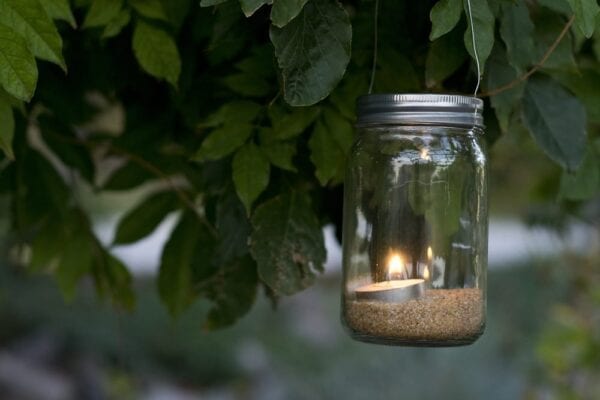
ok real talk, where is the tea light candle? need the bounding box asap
[355,252,425,302]
[355,279,425,302]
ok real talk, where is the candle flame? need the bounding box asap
[387,253,404,280]
[423,266,430,280]
[427,246,433,261]
[420,148,431,161]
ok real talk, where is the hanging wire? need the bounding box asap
[465,0,481,96]
[368,0,380,94]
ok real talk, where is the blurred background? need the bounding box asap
[0,121,599,400]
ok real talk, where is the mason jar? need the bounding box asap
[341,94,488,346]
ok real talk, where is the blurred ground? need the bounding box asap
[0,249,569,399]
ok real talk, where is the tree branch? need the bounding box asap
[103,145,219,238]
[42,129,218,237]
[479,15,575,98]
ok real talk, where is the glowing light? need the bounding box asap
[420,148,431,161]
[387,253,405,280]
[427,246,433,261]
[423,266,430,280]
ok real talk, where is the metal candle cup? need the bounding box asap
[355,279,425,302]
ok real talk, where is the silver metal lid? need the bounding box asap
[356,93,484,129]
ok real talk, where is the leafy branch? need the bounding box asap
[0,0,598,328]
[480,15,576,98]
[43,127,217,236]
[107,145,218,237]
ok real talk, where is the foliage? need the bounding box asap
[535,252,600,398]
[0,0,598,328]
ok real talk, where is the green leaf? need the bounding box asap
[223,73,271,97]
[41,0,76,28]
[374,48,420,92]
[221,41,274,91]
[323,107,353,155]
[261,141,297,172]
[232,143,270,214]
[566,0,600,38]
[56,219,94,300]
[102,162,155,191]
[270,0,352,106]
[594,16,600,59]
[159,212,216,316]
[522,76,586,171]
[309,107,352,185]
[553,67,600,124]
[499,1,535,71]
[250,191,326,295]
[194,123,254,162]
[158,215,195,315]
[214,188,252,264]
[463,0,495,73]
[0,96,15,159]
[0,0,66,69]
[199,100,262,128]
[239,0,269,17]
[329,73,368,120]
[15,151,69,228]
[39,116,96,182]
[559,147,600,200]
[269,106,320,141]
[426,26,467,88]
[106,255,136,309]
[102,9,131,38]
[202,255,258,330]
[207,2,247,64]
[132,20,181,86]
[113,191,178,245]
[30,218,64,272]
[534,11,576,71]
[200,0,229,5]
[92,249,136,310]
[235,45,275,79]
[129,0,169,21]
[221,46,274,94]
[486,44,523,132]
[0,22,38,101]
[84,0,124,28]
[0,87,24,111]
[270,0,309,27]
[572,21,591,51]
[538,0,572,15]
[429,0,462,40]
[309,118,344,186]
[159,0,192,30]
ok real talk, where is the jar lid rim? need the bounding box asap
[357,93,484,129]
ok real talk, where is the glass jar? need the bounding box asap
[341,94,488,346]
